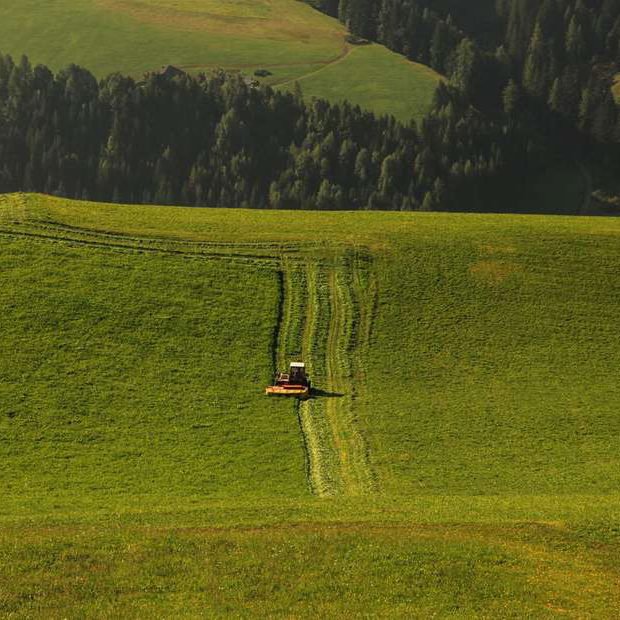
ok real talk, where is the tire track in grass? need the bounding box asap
[277,254,376,497]
[11,200,377,497]
[271,44,352,87]
[298,263,343,496]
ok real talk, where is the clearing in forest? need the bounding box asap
[0,0,440,121]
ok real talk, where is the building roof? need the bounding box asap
[158,65,186,79]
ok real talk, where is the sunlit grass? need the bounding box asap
[1,193,619,616]
[0,0,438,120]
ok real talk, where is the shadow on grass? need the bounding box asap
[310,388,344,398]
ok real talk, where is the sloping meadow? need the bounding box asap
[1,194,619,616]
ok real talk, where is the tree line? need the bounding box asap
[0,53,539,211]
[313,0,620,147]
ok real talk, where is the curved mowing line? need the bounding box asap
[298,264,343,496]
[25,220,305,251]
[324,265,375,495]
[0,224,283,267]
[277,255,376,497]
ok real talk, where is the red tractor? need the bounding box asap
[265,362,311,399]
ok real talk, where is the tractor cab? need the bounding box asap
[285,362,308,385]
[266,361,311,398]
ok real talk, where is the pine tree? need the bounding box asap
[592,92,618,143]
[523,23,551,99]
[502,79,522,119]
[565,14,586,62]
[420,190,435,211]
[450,39,479,99]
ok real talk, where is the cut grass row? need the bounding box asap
[298,263,340,495]
[275,253,376,497]
[324,262,376,495]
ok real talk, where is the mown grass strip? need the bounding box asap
[298,263,343,496]
[280,255,378,498]
[323,261,376,495]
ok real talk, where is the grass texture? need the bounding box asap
[1,193,619,616]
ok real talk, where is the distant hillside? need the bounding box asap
[0,0,439,121]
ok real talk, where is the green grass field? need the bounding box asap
[1,193,620,616]
[275,44,441,121]
[0,0,440,121]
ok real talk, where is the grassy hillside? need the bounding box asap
[1,193,619,616]
[0,0,440,121]
[276,44,440,121]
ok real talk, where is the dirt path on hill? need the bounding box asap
[273,45,353,87]
[177,46,350,72]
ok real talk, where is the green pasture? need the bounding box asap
[0,0,343,74]
[2,522,619,617]
[1,193,619,616]
[276,44,441,121]
[0,241,306,517]
[0,0,439,121]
